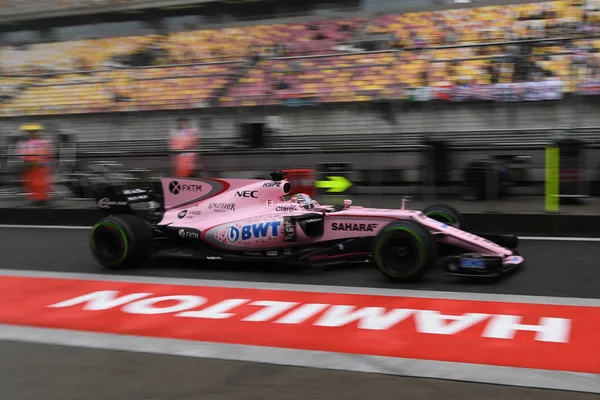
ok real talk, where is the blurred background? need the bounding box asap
[2,0,600,213]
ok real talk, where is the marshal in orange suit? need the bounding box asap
[19,124,53,205]
[169,117,199,178]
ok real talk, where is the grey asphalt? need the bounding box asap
[0,227,598,399]
[3,341,597,400]
[2,228,598,298]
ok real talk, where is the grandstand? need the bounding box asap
[2,0,600,144]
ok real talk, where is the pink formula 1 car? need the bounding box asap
[89,172,524,282]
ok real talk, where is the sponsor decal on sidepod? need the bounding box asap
[169,181,202,195]
[283,217,297,242]
[179,210,202,219]
[178,229,200,240]
[227,221,281,242]
[331,223,378,232]
[209,203,236,212]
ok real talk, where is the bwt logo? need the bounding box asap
[169,181,202,195]
[235,190,258,198]
[227,221,281,242]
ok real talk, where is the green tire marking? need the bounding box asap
[426,211,456,225]
[374,226,427,278]
[90,221,129,266]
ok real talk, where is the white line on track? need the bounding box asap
[0,324,597,393]
[1,268,599,307]
[520,236,600,242]
[2,224,600,242]
[0,224,91,230]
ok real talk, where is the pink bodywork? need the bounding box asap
[158,177,514,258]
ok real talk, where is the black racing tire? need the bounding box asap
[89,214,153,270]
[423,204,467,230]
[373,220,437,283]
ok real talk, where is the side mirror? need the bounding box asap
[344,199,352,208]
[401,196,411,210]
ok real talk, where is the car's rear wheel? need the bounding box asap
[423,204,467,230]
[373,220,437,282]
[89,214,153,270]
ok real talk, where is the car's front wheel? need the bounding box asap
[423,204,466,230]
[373,220,437,282]
[89,214,153,270]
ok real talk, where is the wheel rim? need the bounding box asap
[91,224,127,264]
[379,233,423,277]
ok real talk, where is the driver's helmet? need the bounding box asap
[290,193,315,210]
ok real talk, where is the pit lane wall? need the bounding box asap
[3,100,597,143]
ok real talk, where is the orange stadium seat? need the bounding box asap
[220,52,399,107]
[1,0,596,115]
[1,64,241,116]
[1,16,364,115]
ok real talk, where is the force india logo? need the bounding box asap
[47,290,572,343]
[331,223,379,232]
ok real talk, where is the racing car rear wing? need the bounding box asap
[93,184,161,216]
